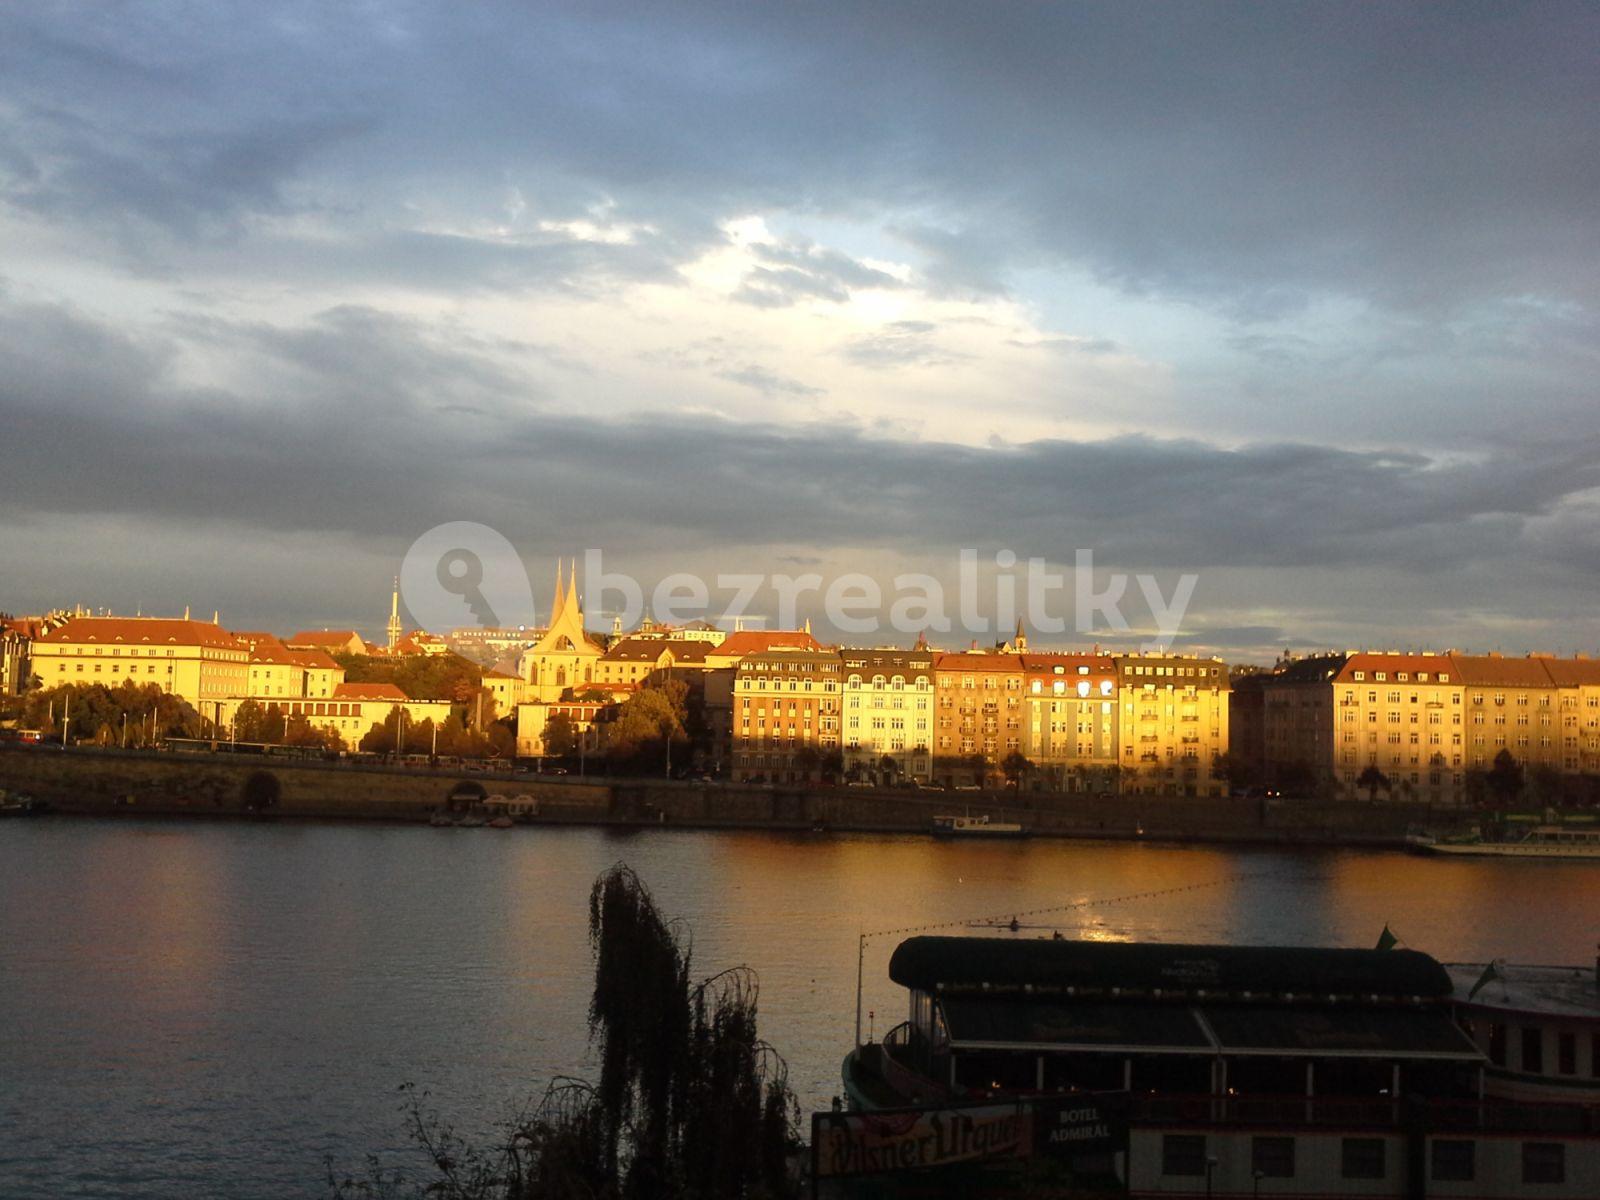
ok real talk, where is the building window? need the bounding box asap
[1431,1140,1474,1182]
[1341,1138,1385,1180]
[1522,1142,1564,1185]
[1252,1136,1294,1179]
[1522,1027,1544,1074]
[1161,1134,1206,1177]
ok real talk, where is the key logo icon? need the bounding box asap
[437,548,497,627]
[400,522,536,635]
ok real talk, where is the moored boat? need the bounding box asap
[826,935,1600,1198]
[1414,824,1600,859]
[931,813,1027,839]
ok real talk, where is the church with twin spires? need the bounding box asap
[517,559,603,703]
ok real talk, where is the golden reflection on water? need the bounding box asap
[3,821,1595,1199]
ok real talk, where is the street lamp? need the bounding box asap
[1205,1155,1218,1200]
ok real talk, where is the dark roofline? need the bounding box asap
[888,937,1452,1001]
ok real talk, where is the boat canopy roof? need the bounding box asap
[889,936,1453,1000]
[940,997,1480,1059]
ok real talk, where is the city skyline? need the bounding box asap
[3,3,1598,659]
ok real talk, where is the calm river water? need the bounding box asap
[0,818,1594,1198]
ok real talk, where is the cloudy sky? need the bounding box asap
[1,2,1596,658]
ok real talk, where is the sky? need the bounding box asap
[1,1,1597,660]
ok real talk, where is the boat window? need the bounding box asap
[1557,1032,1576,1076]
[1522,1143,1564,1185]
[1161,1134,1206,1177]
[1341,1138,1385,1180]
[1487,1022,1506,1067]
[1431,1140,1474,1182]
[1521,1027,1544,1074]
[1252,1136,1295,1179]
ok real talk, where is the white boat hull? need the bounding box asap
[1421,841,1600,859]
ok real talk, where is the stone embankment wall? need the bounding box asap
[0,747,1472,845]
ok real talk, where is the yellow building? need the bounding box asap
[840,647,936,781]
[1116,653,1230,797]
[481,668,524,721]
[1330,652,1462,804]
[1544,657,1600,775]
[701,629,823,768]
[730,648,842,782]
[514,698,607,758]
[1454,654,1561,775]
[30,616,250,723]
[1020,652,1119,790]
[1,618,35,695]
[287,647,343,699]
[242,641,307,701]
[933,652,1024,784]
[518,561,603,703]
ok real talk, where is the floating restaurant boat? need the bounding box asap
[930,813,1027,839]
[1410,825,1600,859]
[824,936,1600,1197]
[1447,957,1600,1105]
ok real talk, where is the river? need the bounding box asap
[0,818,1593,1198]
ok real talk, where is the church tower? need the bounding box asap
[386,577,402,652]
[520,558,603,702]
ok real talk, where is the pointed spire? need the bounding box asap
[552,559,567,620]
[386,575,403,651]
[184,605,191,621]
[212,610,219,626]
[570,558,581,618]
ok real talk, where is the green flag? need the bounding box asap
[1467,960,1502,1000]
[1375,924,1399,951]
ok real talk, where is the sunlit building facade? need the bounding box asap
[730,648,842,782]
[1019,652,1119,790]
[840,648,935,781]
[1116,653,1231,797]
[933,652,1025,784]
[30,617,250,725]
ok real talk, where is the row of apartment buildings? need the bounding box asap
[1233,651,1600,806]
[504,572,1231,792]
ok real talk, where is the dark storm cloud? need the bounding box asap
[3,295,1596,583]
[4,2,1596,312]
[1,2,1597,650]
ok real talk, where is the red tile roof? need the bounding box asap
[711,630,821,657]
[332,682,409,701]
[36,617,243,650]
[284,647,340,670]
[1332,653,1456,683]
[1448,654,1556,688]
[935,652,1024,672]
[249,644,306,667]
[1020,652,1116,678]
[1540,657,1600,686]
[289,630,363,648]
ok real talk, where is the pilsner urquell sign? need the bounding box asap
[815,1103,1031,1178]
